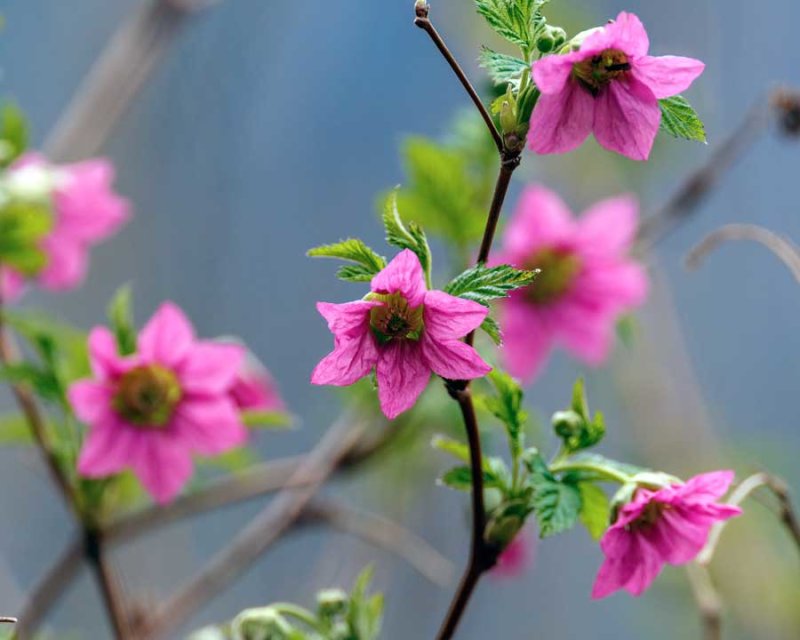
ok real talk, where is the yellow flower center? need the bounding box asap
[573,49,631,95]
[524,248,582,305]
[367,292,424,344]
[113,365,182,428]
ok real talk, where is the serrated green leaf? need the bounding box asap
[577,481,610,540]
[480,315,502,345]
[336,264,380,282]
[530,472,582,538]
[659,95,707,143]
[439,463,506,492]
[307,238,387,281]
[381,190,432,281]
[444,264,538,306]
[475,0,549,51]
[241,410,292,429]
[478,46,528,87]
[484,369,526,457]
[107,284,137,356]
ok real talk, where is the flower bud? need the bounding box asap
[317,589,348,619]
[536,26,567,53]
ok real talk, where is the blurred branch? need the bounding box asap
[638,86,800,249]
[44,0,219,162]
[298,498,456,587]
[141,417,371,638]
[686,563,722,640]
[685,223,800,283]
[698,472,800,567]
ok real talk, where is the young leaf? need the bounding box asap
[475,0,548,51]
[480,315,502,345]
[577,482,610,540]
[307,238,387,283]
[431,434,471,464]
[240,410,292,429]
[107,284,137,356]
[0,102,29,166]
[438,463,506,492]
[530,472,582,538]
[483,369,526,457]
[444,264,538,306]
[659,95,707,143]
[382,190,432,280]
[553,378,605,453]
[479,46,528,87]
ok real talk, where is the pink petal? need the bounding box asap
[230,368,285,411]
[421,334,491,381]
[87,326,129,379]
[502,185,576,259]
[592,76,661,161]
[376,341,430,419]
[574,261,649,311]
[130,434,193,505]
[528,82,594,156]
[588,11,650,58]
[317,300,379,338]
[37,235,88,291]
[370,249,427,307]
[575,195,639,256]
[68,380,113,424]
[622,536,663,596]
[0,269,25,303]
[312,302,379,386]
[172,397,248,455]
[178,341,244,394]
[499,297,554,382]
[138,302,196,368]
[532,52,580,94]
[555,301,615,366]
[422,290,488,340]
[680,470,736,501]
[592,528,641,599]
[634,55,705,99]
[77,418,137,477]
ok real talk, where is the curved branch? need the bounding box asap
[685,223,800,283]
[685,563,722,640]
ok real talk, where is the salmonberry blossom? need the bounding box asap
[311,249,491,419]
[493,185,647,382]
[230,358,285,412]
[0,153,129,301]
[529,11,705,160]
[491,531,534,579]
[69,303,247,504]
[593,471,742,598]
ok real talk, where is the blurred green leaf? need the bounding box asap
[107,284,137,356]
[241,410,292,429]
[483,369,527,458]
[308,239,387,283]
[0,101,29,167]
[577,481,610,540]
[0,414,33,445]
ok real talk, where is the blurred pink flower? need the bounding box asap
[311,249,491,419]
[1,153,129,301]
[529,11,704,160]
[491,531,535,579]
[230,363,285,412]
[494,185,647,382]
[592,471,741,598]
[69,303,247,504]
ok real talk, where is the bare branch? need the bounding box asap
[685,563,722,640]
[685,223,800,282]
[44,0,219,162]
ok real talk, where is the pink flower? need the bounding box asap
[311,249,491,419]
[494,185,647,382]
[1,153,129,302]
[69,303,247,504]
[230,361,285,412]
[529,11,705,160]
[491,531,535,579]
[592,471,742,599]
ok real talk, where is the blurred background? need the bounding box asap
[1,0,799,637]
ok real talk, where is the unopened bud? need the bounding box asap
[536,26,566,53]
[317,589,348,619]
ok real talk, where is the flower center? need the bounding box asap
[573,49,631,95]
[523,248,581,305]
[627,500,671,532]
[113,365,182,428]
[367,292,424,344]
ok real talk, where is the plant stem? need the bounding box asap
[548,460,630,485]
[84,530,131,639]
[413,3,503,153]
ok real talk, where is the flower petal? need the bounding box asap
[130,434,193,505]
[584,11,649,58]
[178,341,245,394]
[87,326,129,379]
[422,290,488,340]
[421,335,491,380]
[68,380,113,424]
[138,302,196,368]
[501,185,576,260]
[593,76,661,161]
[679,470,736,501]
[499,296,553,383]
[0,269,25,303]
[575,195,639,256]
[528,82,594,156]
[376,341,430,419]
[172,397,248,455]
[555,301,615,366]
[312,301,379,386]
[370,249,427,307]
[634,55,705,99]
[37,235,88,291]
[532,52,580,94]
[317,300,379,339]
[592,527,641,599]
[77,418,138,477]
[574,261,649,311]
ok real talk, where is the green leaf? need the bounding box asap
[0,102,29,166]
[348,566,383,640]
[431,434,471,464]
[475,0,549,51]
[438,464,506,492]
[241,410,292,429]
[478,46,528,87]
[577,482,610,540]
[307,238,387,283]
[0,414,34,445]
[616,314,636,348]
[567,452,650,479]
[659,95,707,143]
[0,362,61,402]
[480,315,502,345]
[483,369,526,457]
[553,378,605,454]
[530,471,582,538]
[444,264,538,306]
[0,200,53,275]
[381,190,432,281]
[107,284,137,356]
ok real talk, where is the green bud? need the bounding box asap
[536,26,567,53]
[552,409,583,436]
[485,513,524,548]
[317,589,348,619]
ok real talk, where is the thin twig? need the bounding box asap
[685,563,722,640]
[44,0,218,162]
[685,223,800,282]
[638,87,800,249]
[297,498,456,587]
[413,2,503,153]
[142,418,370,638]
[697,472,800,566]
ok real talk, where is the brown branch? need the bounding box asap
[685,223,800,282]
[685,563,722,640]
[141,417,370,638]
[638,87,800,249]
[297,498,456,587]
[413,2,503,153]
[44,0,219,162]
